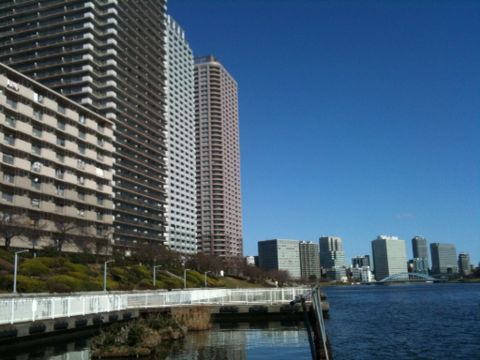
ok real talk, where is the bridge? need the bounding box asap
[378,272,438,283]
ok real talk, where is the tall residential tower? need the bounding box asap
[0,1,168,250]
[194,56,242,258]
[164,16,196,254]
[412,235,429,273]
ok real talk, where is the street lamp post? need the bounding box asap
[103,260,114,292]
[204,271,211,288]
[13,249,29,293]
[153,265,162,288]
[183,268,190,289]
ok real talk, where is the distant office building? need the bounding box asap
[326,267,347,282]
[258,239,301,279]
[412,236,429,272]
[0,64,114,251]
[299,241,321,280]
[195,56,243,258]
[352,255,370,268]
[430,243,458,275]
[458,253,471,276]
[371,235,407,281]
[164,16,196,254]
[351,266,374,283]
[319,236,346,268]
[412,258,429,274]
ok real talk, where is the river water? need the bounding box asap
[5,283,480,359]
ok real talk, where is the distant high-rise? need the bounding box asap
[258,239,301,279]
[299,241,321,280]
[0,1,167,250]
[430,243,458,275]
[412,236,429,271]
[164,16,196,254]
[458,253,471,276]
[194,56,242,258]
[319,236,345,268]
[371,235,407,281]
[352,255,371,268]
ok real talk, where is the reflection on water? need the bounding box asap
[5,322,310,360]
[162,322,310,360]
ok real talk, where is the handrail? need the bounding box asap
[0,287,308,325]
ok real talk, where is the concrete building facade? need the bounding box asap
[0,0,168,250]
[164,16,196,254]
[258,239,301,279]
[371,235,407,281]
[194,56,242,258]
[458,253,471,276]
[412,236,429,272]
[430,243,458,275]
[0,63,114,251]
[319,236,345,269]
[299,241,321,280]
[352,255,371,268]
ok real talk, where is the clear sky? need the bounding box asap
[168,0,480,265]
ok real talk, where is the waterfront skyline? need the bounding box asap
[170,0,480,264]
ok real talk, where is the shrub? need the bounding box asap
[15,275,47,293]
[127,323,144,347]
[19,259,50,276]
[47,275,84,292]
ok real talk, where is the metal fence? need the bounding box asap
[0,287,308,325]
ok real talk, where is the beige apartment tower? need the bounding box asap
[194,56,242,258]
[0,63,114,252]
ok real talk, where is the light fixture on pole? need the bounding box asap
[103,260,114,292]
[204,271,211,288]
[13,249,29,294]
[153,265,162,288]
[183,268,190,289]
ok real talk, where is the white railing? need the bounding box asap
[0,287,308,325]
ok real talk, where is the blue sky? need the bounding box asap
[169,0,480,265]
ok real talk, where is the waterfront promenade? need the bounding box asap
[0,287,308,326]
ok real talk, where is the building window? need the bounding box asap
[57,137,65,146]
[79,130,86,139]
[56,153,65,163]
[31,198,40,208]
[3,134,15,146]
[78,192,85,201]
[78,176,85,185]
[32,144,41,155]
[55,169,64,179]
[33,110,43,121]
[2,153,14,165]
[58,121,66,130]
[3,173,14,183]
[6,116,16,128]
[6,98,17,109]
[58,105,66,114]
[79,115,86,124]
[32,127,42,137]
[78,145,86,155]
[33,93,44,103]
[56,185,64,196]
[31,177,41,190]
[2,192,13,202]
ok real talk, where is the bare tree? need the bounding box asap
[0,211,28,250]
[23,215,48,257]
[54,220,80,254]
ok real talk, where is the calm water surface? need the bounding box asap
[325,282,480,360]
[6,283,480,359]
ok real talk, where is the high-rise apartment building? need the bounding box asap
[319,236,345,269]
[258,239,301,279]
[0,63,114,251]
[371,235,407,281]
[458,253,471,276]
[194,56,242,258]
[412,236,429,272]
[164,16,196,254]
[0,0,167,250]
[430,243,458,275]
[299,241,321,279]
